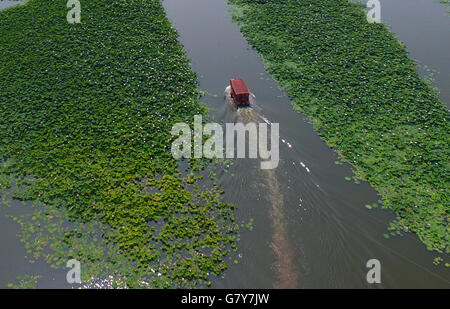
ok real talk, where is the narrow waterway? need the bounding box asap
[162,0,450,288]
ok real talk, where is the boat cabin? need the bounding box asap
[230,78,250,107]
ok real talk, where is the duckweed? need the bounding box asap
[229,0,449,254]
[0,0,239,287]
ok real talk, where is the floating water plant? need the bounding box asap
[0,0,239,287]
[229,0,449,255]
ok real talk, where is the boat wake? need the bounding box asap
[223,86,299,288]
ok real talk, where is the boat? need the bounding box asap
[229,78,250,107]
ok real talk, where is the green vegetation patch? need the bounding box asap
[0,0,239,287]
[229,0,449,254]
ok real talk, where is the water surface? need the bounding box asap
[0,1,24,10]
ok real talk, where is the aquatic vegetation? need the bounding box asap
[229,0,449,254]
[0,0,239,287]
[8,275,40,289]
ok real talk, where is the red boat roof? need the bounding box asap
[230,78,249,95]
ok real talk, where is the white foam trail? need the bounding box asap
[300,161,311,173]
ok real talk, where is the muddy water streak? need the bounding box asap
[263,169,298,288]
[225,87,298,287]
